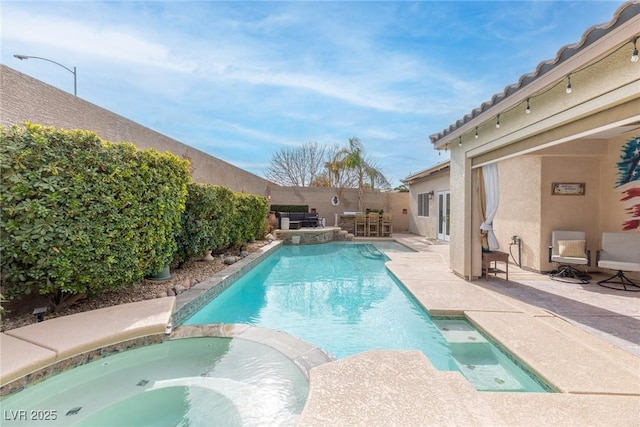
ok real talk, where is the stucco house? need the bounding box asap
[428,2,639,280]
[402,161,450,241]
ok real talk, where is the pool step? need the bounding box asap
[432,319,488,344]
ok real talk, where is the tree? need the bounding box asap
[328,138,390,212]
[322,144,358,189]
[265,142,326,186]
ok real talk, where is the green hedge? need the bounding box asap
[232,193,268,244]
[0,124,191,306]
[174,183,234,264]
[175,186,268,261]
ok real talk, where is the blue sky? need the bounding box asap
[0,1,625,186]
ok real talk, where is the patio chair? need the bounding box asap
[596,232,640,291]
[355,214,366,237]
[381,214,392,237]
[548,230,591,283]
[367,213,379,237]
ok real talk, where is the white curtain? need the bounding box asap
[480,163,500,250]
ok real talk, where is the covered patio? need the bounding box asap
[429,2,640,282]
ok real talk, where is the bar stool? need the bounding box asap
[354,214,367,237]
[367,213,379,237]
[381,214,392,237]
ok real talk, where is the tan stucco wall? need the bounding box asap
[539,155,602,271]
[479,133,638,277]
[406,169,449,238]
[449,149,467,277]
[492,156,543,270]
[268,186,409,232]
[0,65,270,195]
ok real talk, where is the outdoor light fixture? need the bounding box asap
[33,306,47,322]
[475,126,478,139]
[632,37,639,63]
[427,191,434,200]
[13,54,77,96]
[458,136,462,147]
[525,98,531,114]
[565,75,572,93]
[495,114,500,128]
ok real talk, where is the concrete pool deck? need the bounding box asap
[298,235,640,426]
[1,234,638,425]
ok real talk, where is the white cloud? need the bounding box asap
[3,8,196,73]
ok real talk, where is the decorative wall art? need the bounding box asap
[617,136,640,231]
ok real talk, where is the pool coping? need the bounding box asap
[1,297,175,397]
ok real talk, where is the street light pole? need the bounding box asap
[13,54,77,96]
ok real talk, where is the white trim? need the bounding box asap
[437,191,450,242]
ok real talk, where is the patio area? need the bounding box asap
[1,233,638,426]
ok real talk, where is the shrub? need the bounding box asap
[228,193,268,246]
[0,124,191,309]
[174,183,234,265]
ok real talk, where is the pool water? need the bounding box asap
[184,243,549,392]
[0,338,307,426]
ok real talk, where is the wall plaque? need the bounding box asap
[552,182,585,195]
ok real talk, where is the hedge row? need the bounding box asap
[0,124,191,306]
[0,124,267,308]
[173,184,269,265]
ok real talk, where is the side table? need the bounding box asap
[482,251,509,281]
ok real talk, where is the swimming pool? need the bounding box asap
[183,242,550,392]
[0,337,307,426]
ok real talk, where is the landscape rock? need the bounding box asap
[174,284,186,294]
[1,239,266,332]
[224,256,237,265]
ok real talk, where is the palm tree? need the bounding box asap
[329,138,390,212]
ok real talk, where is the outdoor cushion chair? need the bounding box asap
[596,232,640,291]
[548,230,591,283]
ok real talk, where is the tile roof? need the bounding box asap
[430,1,640,146]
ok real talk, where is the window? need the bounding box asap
[418,193,430,217]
